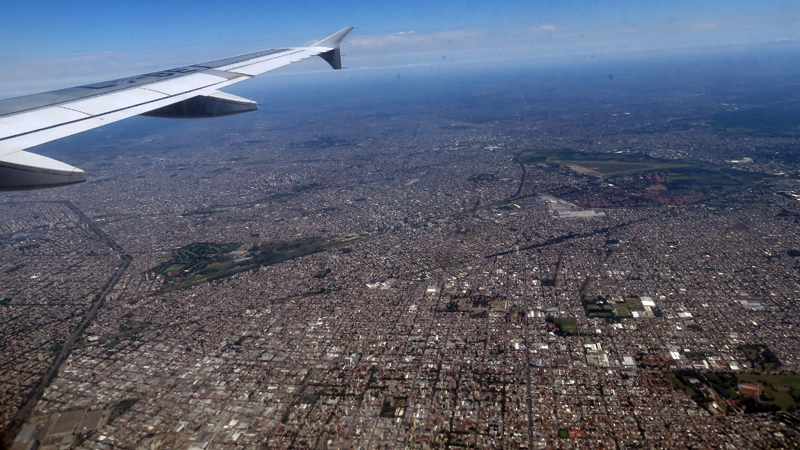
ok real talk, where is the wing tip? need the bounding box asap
[315,27,354,50]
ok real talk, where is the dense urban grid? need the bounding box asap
[3,56,800,449]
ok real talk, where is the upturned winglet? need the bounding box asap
[314,27,354,70]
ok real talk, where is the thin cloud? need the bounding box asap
[686,23,718,30]
[556,28,640,39]
[347,28,484,51]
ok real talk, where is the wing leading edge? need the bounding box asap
[0,27,353,191]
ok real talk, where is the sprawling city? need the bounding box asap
[3,49,800,449]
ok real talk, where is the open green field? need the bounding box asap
[611,166,775,193]
[516,149,777,193]
[666,373,696,397]
[151,243,240,275]
[668,370,800,412]
[553,318,578,335]
[440,119,496,129]
[565,160,683,177]
[710,100,800,138]
[516,149,691,176]
[582,295,633,319]
[154,235,368,293]
[737,374,800,411]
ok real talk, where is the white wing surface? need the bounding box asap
[0,27,353,191]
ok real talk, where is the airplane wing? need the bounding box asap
[0,27,353,191]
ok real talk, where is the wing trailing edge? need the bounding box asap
[141,91,258,118]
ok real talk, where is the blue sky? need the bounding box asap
[2,0,799,96]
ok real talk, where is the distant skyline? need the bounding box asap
[2,0,799,96]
